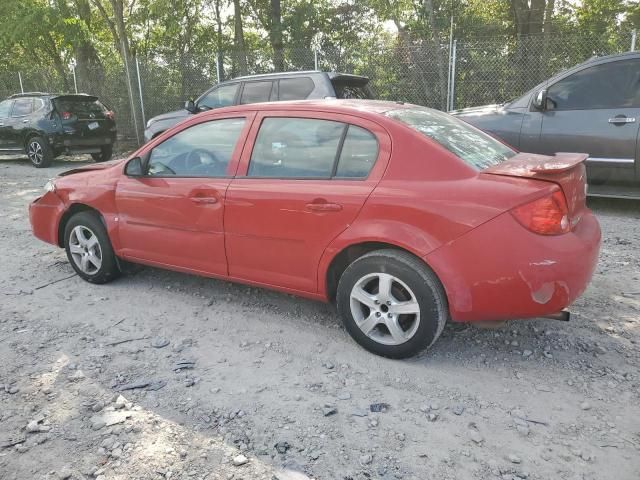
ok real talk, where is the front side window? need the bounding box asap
[11,98,33,117]
[240,81,273,104]
[278,77,315,101]
[147,118,246,177]
[248,118,345,178]
[547,59,640,110]
[387,107,516,170]
[0,100,12,118]
[198,84,239,110]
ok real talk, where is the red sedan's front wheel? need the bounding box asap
[337,249,448,359]
[64,212,120,284]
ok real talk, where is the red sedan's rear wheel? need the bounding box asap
[337,249,448,358]
[64,211,120,284]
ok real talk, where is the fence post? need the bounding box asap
[121,39,141,145]
[449,40,457,111]
[72,65,78,93]
[135,56,146,128]
[447,16,454,111]
[632,29,637,51]
[18,72,24,93]
[215,52,221,84]
[314,48,319,70]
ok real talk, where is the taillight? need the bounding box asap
[511,189,570,235]
[61,111,72,120]
[105,110,114,120]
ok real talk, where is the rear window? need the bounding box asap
[278,77,315,100]
[386,107,516,169]
[53,98,107,117]
[332,81,372,99]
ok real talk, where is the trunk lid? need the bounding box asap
[483,152,588,222]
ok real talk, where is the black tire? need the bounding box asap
[64,211,120,284]
[336,249,448,359]
[26,136,54,168]
[91,145,113,162]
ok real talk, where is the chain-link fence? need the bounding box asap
[1,30,635,148]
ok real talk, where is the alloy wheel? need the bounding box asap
[28,141,44,165]
[68,225,103,275]
[349,272,421,346]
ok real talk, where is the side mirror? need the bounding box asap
[125,157,144,177]
[532,89,548,110]
[184,99,197,113]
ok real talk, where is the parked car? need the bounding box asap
[143,71,373,142]
[0,92,116,168]
[453,52,640,186]
[30,100,600,358]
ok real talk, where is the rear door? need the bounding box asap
[224,111,390,293]
[536,58,640,180]
[6,98,33,148]
[0,99,15,149]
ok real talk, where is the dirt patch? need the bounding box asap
[1,158,639,480]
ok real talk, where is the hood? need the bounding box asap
[147,109,190,125]
[451,104,503,117]
[58,158,124,177]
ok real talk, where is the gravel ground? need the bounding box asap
[1,156,639,480]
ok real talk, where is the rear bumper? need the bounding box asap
[29,191,66,246]
[424,210,601,322]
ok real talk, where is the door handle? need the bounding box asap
[608,116,636,125]
[306,202,343,212]
[190,196,218,204]
[22,119,29,124]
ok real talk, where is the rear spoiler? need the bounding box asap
[51,94,99,102]
[327,73,370,85]
[484,152,588,177]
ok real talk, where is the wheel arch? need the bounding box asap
[323,240,445,304]
[57,203,107,247]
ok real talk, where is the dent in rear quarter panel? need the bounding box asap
[424,210,601,322]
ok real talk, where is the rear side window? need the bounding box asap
[198,84,239,109]
[0,100,12,118]
[54,98,107,117]
[240,81,273,104]
[335,126,378,178]
[249,118,344,178]
[278,77,315,100]
[11,98,33,116]
[547,59,640,110]
[387,107,516,170]
[332,82,372,99]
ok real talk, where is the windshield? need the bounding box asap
[386,107,516,169]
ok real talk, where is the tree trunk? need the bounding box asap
[214,0,225,81]
[423,0,448,110]
[233,0,248,76]
[270,0,284,71]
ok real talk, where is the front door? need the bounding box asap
[535,58,640,181]
[115,115,252,276]
[5,98,33,149]
[225,112,389,293]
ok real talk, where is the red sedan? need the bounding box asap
[29,100,601,358]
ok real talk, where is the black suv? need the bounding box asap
[0,92,117,168]
[144,71,373,142]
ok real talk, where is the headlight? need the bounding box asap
[44,180,56,193]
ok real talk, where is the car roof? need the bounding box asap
[580,51,640,66]
[200,99,414,118]
[227,70,369,82]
